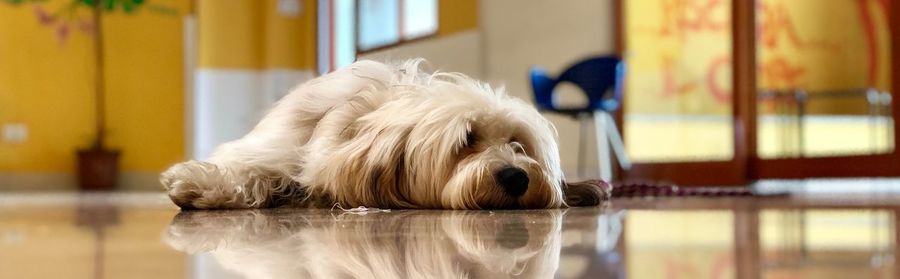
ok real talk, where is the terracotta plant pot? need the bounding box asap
[77,148,120,191]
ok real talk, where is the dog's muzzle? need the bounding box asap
[496,166,529,196]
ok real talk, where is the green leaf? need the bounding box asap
[122,0,133,12]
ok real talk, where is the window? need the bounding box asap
[317,0,438,74]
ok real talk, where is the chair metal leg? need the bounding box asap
[603,112,632,170]
[578,114,589,179]
[593,111,613,181]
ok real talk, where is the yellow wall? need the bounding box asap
[0,0,190,172]
[197,0,261,69]
[1,0,470,174]
[438,0,478,36]
[263,0,317,69]
[0,1,94,171]
[198,0,473,70]
[198,0,317,70]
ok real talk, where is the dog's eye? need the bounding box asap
[465,131,477,147]
[509,136,526,154]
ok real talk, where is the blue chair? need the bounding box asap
[530,56,631,181]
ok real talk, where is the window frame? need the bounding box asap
[353,0,439,55]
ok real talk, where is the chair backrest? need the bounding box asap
[529,67,557,110]
[530,56,624,112]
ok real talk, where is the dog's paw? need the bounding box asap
[564,179,612,207]
[160,161,248,210]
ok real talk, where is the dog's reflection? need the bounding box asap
[165,209,579,278]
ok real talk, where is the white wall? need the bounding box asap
[359,30,484,78]
[480,0,617,178]
[193,69,314,160]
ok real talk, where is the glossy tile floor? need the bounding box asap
[4,180,900,279]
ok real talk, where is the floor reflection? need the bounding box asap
[4,192,900,278]
[165,208,621,279]
[625,211,736,278]
[760,209,896,278]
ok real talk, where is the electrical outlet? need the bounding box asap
[2,123,28,144]
[278,0,302,17]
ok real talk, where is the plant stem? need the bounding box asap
[92,2,105,149]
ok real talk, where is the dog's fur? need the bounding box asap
[165,209,569,278]
[161,59,608,209]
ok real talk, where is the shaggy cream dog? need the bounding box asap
[165,209,568,278]
[161,59,608,209]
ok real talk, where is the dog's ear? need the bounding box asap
[349,126,415,208]
[563,180,611,207]
[367,146,411,207]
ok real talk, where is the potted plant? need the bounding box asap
[76,0,133,191]
[5,0,148,190]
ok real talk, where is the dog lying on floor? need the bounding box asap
[160,59,609,209]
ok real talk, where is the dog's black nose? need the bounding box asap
[496,166,529,196]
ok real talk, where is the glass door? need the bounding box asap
[754,0,900,178]
[621,0,750,185]
[620,0,900,184]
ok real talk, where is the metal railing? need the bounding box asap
[757,88,893,157]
